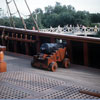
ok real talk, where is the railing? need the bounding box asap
[0,26,100,68]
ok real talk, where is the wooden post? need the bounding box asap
[83,42,88,66]
[50,37,55,43]
[1,28,6,46]
[66,40,73,63]
[13,34,18,52]
[14,41,17,52]
[7,33,9,51]
[79,90,100,98]
[25,43,29,55]
[0,46,7,72]
[36,36,40,53]
[25,34,29,55]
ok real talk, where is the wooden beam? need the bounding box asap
[25,43,29,55]
[66,40,73,63]
[14,41,17,53]
[36,36,40,53]
[83,42,88,66]
[80,90,100,98]
[50,37,55,43]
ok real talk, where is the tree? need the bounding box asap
[74,11,91,26]
[90,13,100,23]
[0,3,100,30]
[45,6,54,14]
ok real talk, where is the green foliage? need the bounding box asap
[0,2,100,29]
[90,23,99,27]
[90,13,100,23]
[13,17,23,28]
[0,17,10,26]
[74,11,91,26]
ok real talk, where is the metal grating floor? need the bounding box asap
[39,85,99,99]
[0,71,99,99]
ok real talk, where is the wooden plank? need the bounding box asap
[25,43,29,55]
[36,36,40,53]
[14,41,17,53]
[50,37,55,43]
[66,40,73,63]
[83,42,88,66]
[80,90,100,98]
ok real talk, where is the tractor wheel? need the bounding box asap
[48,62,58,72]
[63,58,70,68]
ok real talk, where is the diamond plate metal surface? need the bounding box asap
[0,71,99,99]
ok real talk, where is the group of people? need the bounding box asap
[63,24,98,32]
[33,24,99,33]
[49,24,99,33]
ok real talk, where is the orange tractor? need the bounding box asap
[31,43,70,72]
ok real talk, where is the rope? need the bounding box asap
[6,0,15,28]
[24,0,39,31]
[13,0,27,30]
[7,0,12,4]
[11,11,17,15]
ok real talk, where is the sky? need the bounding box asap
[0,0,100,17]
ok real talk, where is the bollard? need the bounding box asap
[0,46,7,72]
